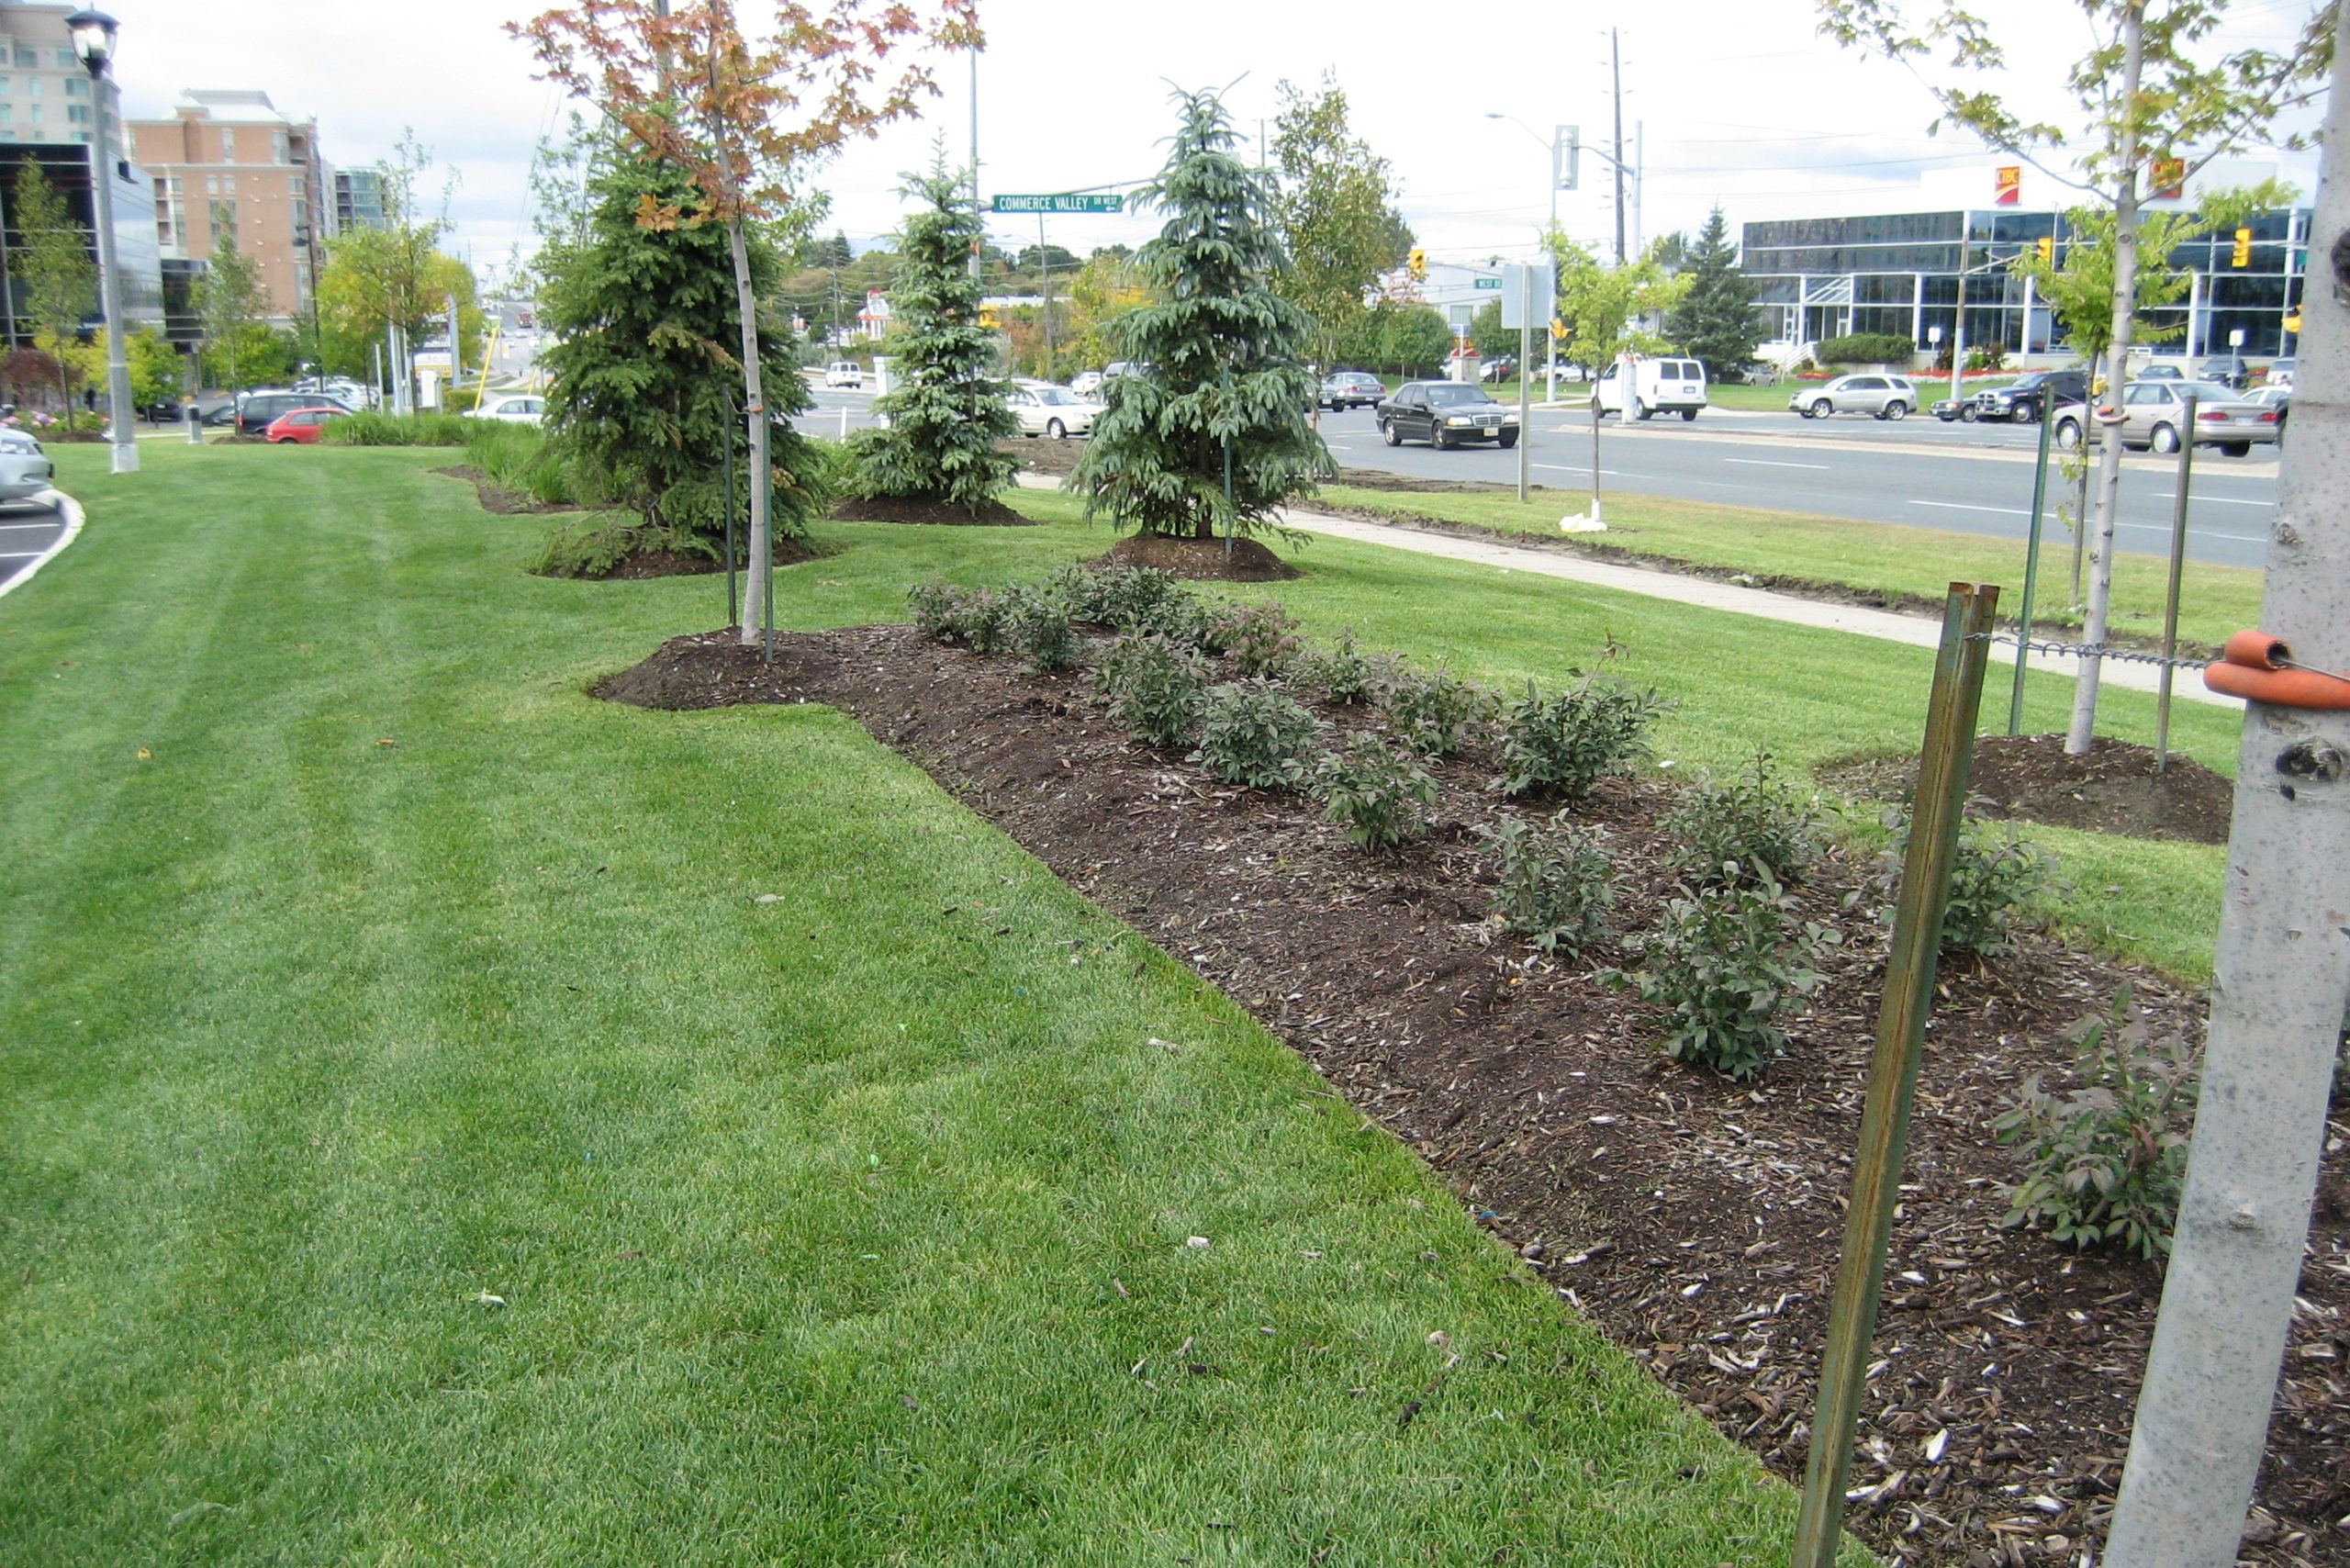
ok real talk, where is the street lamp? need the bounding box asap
[67,7,136,475]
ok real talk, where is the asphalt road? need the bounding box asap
[0,496,71,591]
[799,383,2279,571]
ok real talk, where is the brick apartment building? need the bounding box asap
[127,89,330,326]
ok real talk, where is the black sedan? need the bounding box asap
[1319,371,1385,411]
[1375,381,1520,449]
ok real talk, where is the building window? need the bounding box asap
[0,105,12,124]
[205,174,218,196]
[25,76,39,97]
[11,49,34,69]
[54,49,74,70]
[28,104,41,125]
[0,78,12,95]
[272,129,287,163]
[63,77,85,97]
[70,131,87,145]
[64,104,88,124]
[209,197,238,249]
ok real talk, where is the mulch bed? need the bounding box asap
[597,624,2350,1568]
[431,464,581,516]
[830,493,1036,526]
[1095,532,1302,582]
[1823,735,2238,846]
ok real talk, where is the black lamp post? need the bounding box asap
[67,8,136,474]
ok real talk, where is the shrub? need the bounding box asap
[1496,676,1667,800]
[1881,812,2058,957]
[1814,332,1917,368]
[1002,585,1080,673]
[1992,986,2198,1259]
[463,421,576,507]
[1601,876,1839,1081]
[1663,752,1824,888]
[1482,813,1616,958]
[1298,629,1382,705]
[1045,563,1199,637]
[1206,599,1304,678]
[531,516,711,577]
[1313,732,1438,850]
[902,580,1011,651]
[322,410,476,446]
[1189,680,1321,790]
[907,577,964,642]
[1095,635,1211,747]
[1377,664,1491,757]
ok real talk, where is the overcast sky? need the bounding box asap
[101,0,2327,281]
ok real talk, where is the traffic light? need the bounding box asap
[1407,247,1427,282]
[2035,235,2054,265]
[978,307,999,330]
[1550,318,1565,342]
[2284,308,2303,334]
[2232,228,2253,267]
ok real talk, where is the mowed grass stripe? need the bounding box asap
[2,444,1833,1564]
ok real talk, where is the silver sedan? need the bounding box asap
[0,426,55,501]
[2109,380,2279,456]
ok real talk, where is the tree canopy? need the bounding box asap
[1270,74,1413,368]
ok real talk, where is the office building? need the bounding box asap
[1737,161,2309,362]
[335,167,387,232]
[0,141,164,344]
[127,89,329,324]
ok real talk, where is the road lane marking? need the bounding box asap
[2116,522,2267,543]
[1534,464,1637,477]
[2150,492,2270,507]
[1722,458,1830,470]
[1908,499,2026,515]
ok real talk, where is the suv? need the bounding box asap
[1789,374,1918,420]
[1319,371,1384,410]
[236,389,353,436]
[1970,368,2088,423]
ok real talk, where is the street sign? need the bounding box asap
[1499,259,1556,330]
[1472,276,1502,290]
[990,193,1124,214]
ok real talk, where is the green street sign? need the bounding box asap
[1472,276,1502,290]
[990,193,1125,214]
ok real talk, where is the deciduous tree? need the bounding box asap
[1819,0,2335,752]
[195,235,271,397]
[1270,74,1413,368]
[9,157,94,417]
[512,0,979,644]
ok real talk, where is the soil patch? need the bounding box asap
[431,463,582,516]
[541,536,822,582]
[1820,734,2235,846]
[829,493,1035,526]
[1095,532,1302,582]
[998,436,1083,478]
[595,626,2349,1568]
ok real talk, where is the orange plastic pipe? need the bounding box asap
[2203,631,2350,710]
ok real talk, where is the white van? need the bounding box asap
[824,361,864,389]
[1592,355,1709,420]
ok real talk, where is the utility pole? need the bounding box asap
[1608,28,1628,267]
[1036,213,1054,382]
[967,47,981,280]
[2101,8,2350,1562]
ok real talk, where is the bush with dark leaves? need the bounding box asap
[1003,585,1080,673]
[1095,635,1211,747]
[1482,813,1616,957]
[1313,732,1438,850]
[1663,752,1824,888]
[1190,680,1321,790]
[1880,812,2058,957]
[1600,875,1838,1081]
[1496,676,1667,800]
[1206,599,1305,678]
[1376,664,1492,757]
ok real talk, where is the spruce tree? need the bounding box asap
[1665,208,1764,383]
[1070,89,1332,542]
[847,168,1017,516]
[536,132,818,551]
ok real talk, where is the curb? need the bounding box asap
[0,488,82,604]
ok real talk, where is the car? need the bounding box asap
[2135,361,2188,382]
[1005,384,1101,439]
[2242,384,2292,439]
[1374,380,1520,448]
[2197,353,2252,390]
[2262,357,2296,389]
[1594,356,1708,420]
[824,361,863,388]
[2100,379,2279,455]
[475,394,546,424]
[1102,361,1154,383]
[1318,372,1384,411]
[1478,356,1516,384]
[1969,368,2088,423]
[0,424,54,499]
[1788,374,1919,420]
[1069,369,1104,398]
[235,389,354,436]
[262,406,348,444]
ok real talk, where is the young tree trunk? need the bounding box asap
[726,212,769,644]
[2065,3,2146,755]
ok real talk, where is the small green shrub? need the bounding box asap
[1663,752,1824,888]
[1095,635,1211,747]
[1483,814,1616,958]
[1313,732,1438,850]
[1207,599,1304,678]
[1297,629,1382,705]
[907,578,964,642]
[1814,332,1916,368]
[1601,876,1839,1081]
[323,410,476,446]
[1881,812,2059,956]
[1496,676,1667,800]
[531,516,711,577]
[1190,680,1321,790]
[463,421,576,506]
[902,580,1010,650]
[1003,585,1080,673]
[1376,664,1491,757]
[1047,563,1197,635]
[1992,986,2198,1259]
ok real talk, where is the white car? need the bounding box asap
[825,361,864,389]
[1069,370,1104,397]
[0,425,53,500]
[476,395,545,424]
[1006,384,1102,439]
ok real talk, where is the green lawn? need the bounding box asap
[3,444,1850,1565]
[1313,482,2265,656]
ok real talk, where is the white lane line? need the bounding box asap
[0,549,43,559]
[1533,463,1638,477]
[1909,499,2027,516]
[1722,458,1830,470]
[2149,492,2271,507]
[0,489,81,602]
[2115,522,2268,544]
[0,521,60,531]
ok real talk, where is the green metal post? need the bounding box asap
[763,432,776,663]
[2154,394,2197,771]
[2007,401,2055,734]
[724,398,738,630]
[1790,581,2002,1568]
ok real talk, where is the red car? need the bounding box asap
[263,406,346,444]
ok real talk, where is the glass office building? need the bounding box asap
[1740,205,2311,360]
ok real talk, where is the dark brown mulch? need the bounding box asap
[594,622,2350,1568]
[997,436,1083,477]
[1820,734,2236,846]
[1096,532,1302,582]
[208,433,268,445]
[431,463,580,516]
[582,537,822,581]
[829,493,1035,526]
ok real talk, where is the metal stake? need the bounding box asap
[2154,393,2196,771]
[762,423,775,663]
[724,395,738,630]
[2007,398,2056,734]
[1790,581,2002,1568]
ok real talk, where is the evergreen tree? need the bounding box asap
[1071,89,1333,542]
[537,132,817,550]
[9,157,95,416]
[1663,208,1763,382]
[847,168,1017,515]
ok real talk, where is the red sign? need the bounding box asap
[2151,158,2186,199]
[1994,165,2022,206]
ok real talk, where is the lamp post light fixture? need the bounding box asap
[67,7,136,475]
